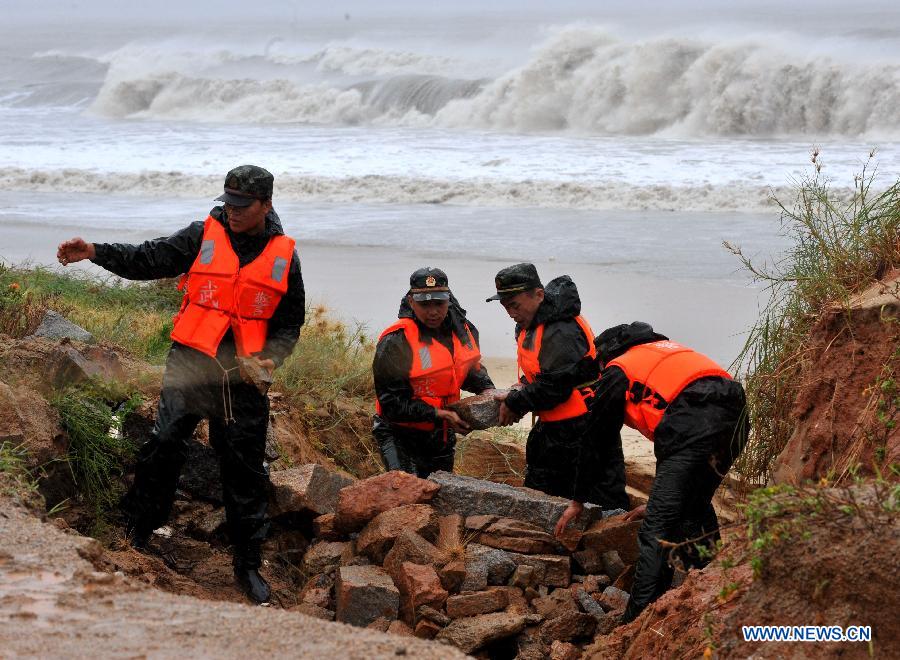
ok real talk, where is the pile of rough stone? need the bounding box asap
[269,466,642,658]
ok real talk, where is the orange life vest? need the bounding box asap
[171,216,295,359]
[608,340,731,441]
[517,315,597,422]
[375,318,483,432]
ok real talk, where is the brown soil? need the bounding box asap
[586,485,899,659]
[271,394,383,478]
[775,274,900,483]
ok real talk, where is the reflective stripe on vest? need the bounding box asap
[517,315,596,422]
[170,216,295,358]
[375,318,482,432]
[607,340,731,441]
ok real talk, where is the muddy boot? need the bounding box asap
[124,519,153,552]
[234,567,270,604]
[234,544,270,604]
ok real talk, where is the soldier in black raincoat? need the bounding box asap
[373,267,495,478]
[488,263,630,511]
[57,165,304,604]
[554,321,748,624]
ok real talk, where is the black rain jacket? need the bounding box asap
[573,321,741,501]
[373,294,495,424]
[504,276,598,417]
[91,206,305,366]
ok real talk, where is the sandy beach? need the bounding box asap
[3,216,760,367]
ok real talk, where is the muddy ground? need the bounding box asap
[0,490,466,659]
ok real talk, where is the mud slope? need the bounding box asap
[0,495,465,659]
[775,273,900,483]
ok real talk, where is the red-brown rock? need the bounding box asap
[580,515,641,564]
[312,513,341,540]
[414,619,442,639]
[439,560,467,594]
[446,588,509,619]
[383,530,443,581]
[541,611,597,643]
[531,589,579,620]
[302,541,349,576]
[291,603,335,621]
[612,564,635,593]
[453,431,526,486]
[436,513,464,552]
[467,516,561,555]
[335,470,440,532]
[357,504,438,564]
[598,586,630,612]
[494,586,530,614]
[395,562,448,625]
[299,573,334,610]
[550,640,582,660]
[387,620,415,637]
[435,612,529,654]
[506,553,571,587]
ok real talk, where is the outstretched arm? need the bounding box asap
[58,221,205,280]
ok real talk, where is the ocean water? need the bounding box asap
[2,1,899,361]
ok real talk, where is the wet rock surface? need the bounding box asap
[429,471,602,535]
[30,309,94,343]
[269,463,354,516]
[446,389,507,430]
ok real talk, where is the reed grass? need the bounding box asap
[729,152,900,484]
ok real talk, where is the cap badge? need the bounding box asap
[425,276,436,287]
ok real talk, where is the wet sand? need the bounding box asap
[3,222,759,366]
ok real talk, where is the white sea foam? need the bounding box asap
[0,165,805,212]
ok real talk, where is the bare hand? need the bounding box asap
[554,500,584,538]
[435,408,470,434]
[623,504,646,522]
[498,401,522,426]
[256,357,275,375]
[57,237,95,265]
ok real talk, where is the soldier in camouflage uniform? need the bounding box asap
[57,165,305,604]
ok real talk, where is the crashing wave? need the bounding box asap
[78,26,900,138]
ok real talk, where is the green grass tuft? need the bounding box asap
[275,304,375,402]
[51,383,141,527]
[0,264,182,363]
[0,440,37,497]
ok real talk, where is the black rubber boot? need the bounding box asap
[234,567,271,604]
[124,519,153,552]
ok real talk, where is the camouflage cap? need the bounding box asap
[215,165,274,207]
[486,263,543,302]
[409,266,451,302]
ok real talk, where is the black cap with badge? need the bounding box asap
[215,165,274,207]
[486,263,543,301]
[408,267,451,302]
